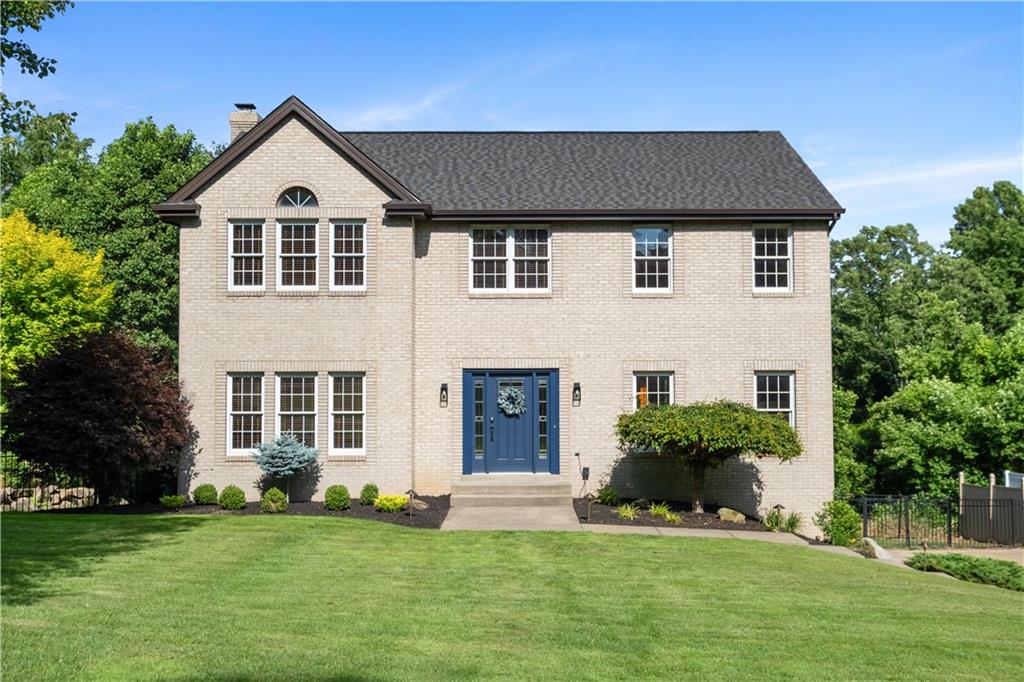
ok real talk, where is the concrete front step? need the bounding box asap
[451,475,572,508]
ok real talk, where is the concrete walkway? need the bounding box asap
[442,505,582,531]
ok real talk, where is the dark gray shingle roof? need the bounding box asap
[341,131,841,212]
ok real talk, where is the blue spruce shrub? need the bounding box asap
[252,434,319,479]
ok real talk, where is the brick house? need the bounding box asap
[155,96,843,518]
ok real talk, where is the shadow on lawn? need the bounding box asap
[1,514,210,607]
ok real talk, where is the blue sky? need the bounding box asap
[5,1,1021,243]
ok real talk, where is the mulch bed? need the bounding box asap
[574,498,767,531]
[46,495,451,529]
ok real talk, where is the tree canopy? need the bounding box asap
[616,401,802,513]
[831,181,1024,497]
[0,210,112,386]
[5,120,213,355]
[5,332,192,503]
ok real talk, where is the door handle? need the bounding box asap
[489,416,494,442]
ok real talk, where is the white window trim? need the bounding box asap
[276,220,320,291]
[226,373,264,457]
[227,221,266,292]
[329,372,366,457]
[754,371,795,426]
[275,373,318,447]
[631,226,673,293]
[632,372,675,411]
[467,226,552,293]
[329,220,367,292]
[751,225,793,293]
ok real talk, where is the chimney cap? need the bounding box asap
[234,102,257,111]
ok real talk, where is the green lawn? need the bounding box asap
[2,515,1022,681]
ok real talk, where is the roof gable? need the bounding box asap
[155,97,417,216]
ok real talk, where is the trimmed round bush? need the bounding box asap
[261,487,287,513]
[159,494,185,511]
[324,484,350,511]
[192,483,218,505]
[219,485,247,510]
[814,500,861,546]
[359,483,379,506]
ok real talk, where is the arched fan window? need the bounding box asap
[277,187,318,208]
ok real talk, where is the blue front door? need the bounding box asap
[462,370,559,474]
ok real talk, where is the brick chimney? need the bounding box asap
[229,103,260,142]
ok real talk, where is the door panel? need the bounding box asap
[462,370,559,475]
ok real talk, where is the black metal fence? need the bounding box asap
[0,452,98,511]
[852,496,1024,548]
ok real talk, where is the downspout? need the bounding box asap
[827,212,841,232]
[409,215,417,494]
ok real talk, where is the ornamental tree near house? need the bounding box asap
[616,400,802,513]
[252,435,319,501]
[4,332,192,503]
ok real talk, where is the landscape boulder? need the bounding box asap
[717,507,746,524]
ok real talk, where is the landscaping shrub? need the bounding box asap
[906,553,1024,592]
[814,500,861,546]
[649,501,670,518]
[324,484,351,511]
[159,494,185,511]
[359,483,379,506]
[192,483,218,505]
[252,434,318,499]
[763,508,803,533]
[616,503,638,520]
[219,485,246,510]
[664,511,681,524]
[261,487,287,513]
[596,486,619,506]
[373,494,408,513]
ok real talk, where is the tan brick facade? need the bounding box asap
[178,114,834,522]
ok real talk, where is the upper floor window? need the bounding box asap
[470,227,550,292]
[278,187,318,208]
[228,374,263,454]
[229,222,264,290]
[634,372,673,410]
[332,221,365,290]
[633,227,672,291]
[755,372,794,426]
[278,222,318,289]
[753,227,791,291]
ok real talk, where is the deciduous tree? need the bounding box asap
[5,332,193,503]
[616,401,802,513]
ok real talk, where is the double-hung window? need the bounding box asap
[229,222,264,290]
[331,374,365,455]
[634,373,673,410]
[755,372,794,425]
[228,374,263,454]
[752,227,792,291]
[470,227,550,292]
[331,221,365,290]
[278,222,318,289]
[277,374,317,447]
[633,227,672,291]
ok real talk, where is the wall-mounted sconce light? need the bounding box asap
[439,383,448,408]
[572,382,581,406]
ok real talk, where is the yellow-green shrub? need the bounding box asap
[373,494,408,513]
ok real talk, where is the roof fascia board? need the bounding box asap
[163,97,418,205]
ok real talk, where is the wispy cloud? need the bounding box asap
[827,154,1022,193]
[337,84,461,129]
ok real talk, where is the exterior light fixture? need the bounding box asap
[439,383,448,408]
[572,382,581,406]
